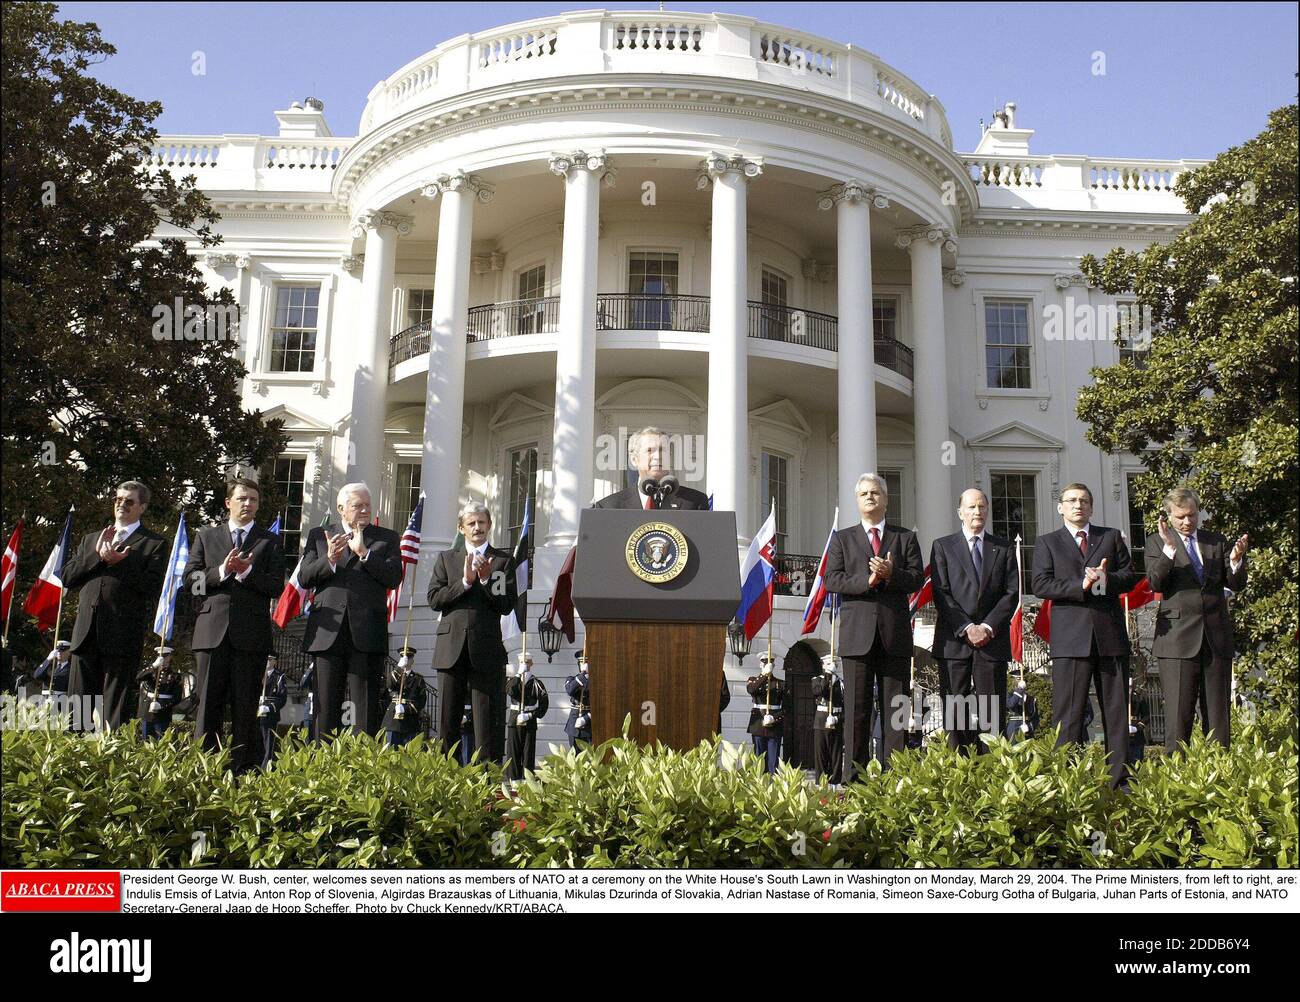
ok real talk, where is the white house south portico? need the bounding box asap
[154,9,1201,748]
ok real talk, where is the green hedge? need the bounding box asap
[2,716,1294,868]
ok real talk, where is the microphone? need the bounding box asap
[658,475,679,499]
[639,477,659,498]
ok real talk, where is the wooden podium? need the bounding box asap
[572,509,741,750]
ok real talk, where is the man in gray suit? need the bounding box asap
[428,502,517,764]
[1144,487,1248,752]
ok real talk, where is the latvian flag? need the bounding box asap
[273,514,329,628]
[1,519,22,630]
[801,508,839,635]
[908,564,934,621]
[737,500,777,641]
[23,508,74,632]
[387,496,424,623]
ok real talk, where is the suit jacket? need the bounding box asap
[299,524,403,654]
[184,523,285,653]
[929,531,1019,661]
[1144,530,1246,659]
[427,545,517,671]
[592,484,710,510]
[824,523,925,658]
[1030,524,1139,658]
[63,525,168,657]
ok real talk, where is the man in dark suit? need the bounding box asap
[1145,486,1248,752]
[184,478,285,773]
[1031,482,1140,789]
[824,472,924,778]
[930,488,1019,753]
[428,502,517,764]
[593,426,710,510]
[64,480,168,730]
[299,482,403,738]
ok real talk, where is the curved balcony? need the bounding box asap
[388,293,914,381]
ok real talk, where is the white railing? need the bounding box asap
[1088,160,1179,192]
[965,156,1049,189]
[147,136,355,193]
[150,139,223,169]
[357,11,949,147]
[962,153,1203,210]
[261,140,350,171]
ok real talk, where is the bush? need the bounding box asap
[2,722,1295,869]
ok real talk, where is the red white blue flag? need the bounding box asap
[737,500,777,641]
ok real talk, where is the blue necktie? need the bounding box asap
[971,536,983,579]
[233,528,245,552]
[1184,535,1204,584]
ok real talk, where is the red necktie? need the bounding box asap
[869,527,880,556]
[644,494,656,511]
[1077,530,1088,557]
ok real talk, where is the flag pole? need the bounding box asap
[1014,533,1026,690]
[400,493,425,652]
[50,507,75,650]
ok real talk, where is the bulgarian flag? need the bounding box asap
[273,514,329,628]
[23,508,75,633]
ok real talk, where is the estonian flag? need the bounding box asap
[502,498,531,640]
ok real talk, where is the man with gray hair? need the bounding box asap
[299,482,403,737]
[428,501,517,763]
[63,480,168,730]
[593,426,710,510]
[1145,486,1249,752]
[824,472,924,778]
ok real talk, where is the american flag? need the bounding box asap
[387,496,424,623]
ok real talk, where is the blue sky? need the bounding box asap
[56,2,1298,159]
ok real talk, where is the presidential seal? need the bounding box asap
[625,522,689,583]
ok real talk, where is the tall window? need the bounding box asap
[628,251,678,329]
[269,285,319,372]
[761,452,789,556]
[507,446,539,547]
[1116,300,1149,369]
[877,469,904,524]
[1126,473,1147,572]
[984,299,1032,389]
[272,456,307,558]
[873,297,899,340]
[760,268,789,340]
[406,289,434,329]
[991,472,1037,592]
[394,463,421,533]
[516,265,546,335]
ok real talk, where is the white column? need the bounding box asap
[819,181,886,526]
[347,210,410,492]
[900,224,956,547]
[700,152,762,544]
[543,150,613,570]
[417,172,492,555]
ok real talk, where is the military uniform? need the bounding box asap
[564,666,591,747]
[745,659,786,773]
[1005,684,1040,739]
[810,662,845,783]
[382,670,428,748]
[505,667,549,780]
[34,645,72,697]
[137,650,182,741]
[256,661,290,766]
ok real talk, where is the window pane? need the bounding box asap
[991,472,1038,592]
[273,456,307,558]
[270,284,320,372]
[1126,473,1147,572]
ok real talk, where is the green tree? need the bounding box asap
[1077,104,1298,720]
[1,3,286,659]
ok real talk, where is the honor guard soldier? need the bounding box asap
[811,654,845,783]
[505,652,549,780]
[299,659,317,737]
[137,647,181,741]
[34,641,73,699]
[564,650,591,747]
[1005,679,1040,739]
[458,701,476,765]
[383,645,427,748]
[256,654,290,767]
[745,652,786,773]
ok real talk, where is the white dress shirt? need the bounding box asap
[328,521,368,573]
[463,541,490,588]
[220,519,256,582]
[961,528,993,640]
[110,520,140,545]
[1162,530,1243,575]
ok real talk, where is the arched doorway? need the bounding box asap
[782,639,827,769]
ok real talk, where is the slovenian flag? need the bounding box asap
[23,508,74,633]
[801,508,839,635]
[737,500,777,641]
[502,498,531,640]
[152,514,190,641]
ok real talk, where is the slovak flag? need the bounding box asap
[801,508,839,635]
[387,496,424,623]
[1,519,22,629]
[23,508,74,632]
[737,500,777,641]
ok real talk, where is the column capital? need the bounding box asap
[817,179,888,211]
[420,171,495,203]
[895,224,956,253]
[548,150,617,186]
[350,210,414,239]
[695,152,763,189]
